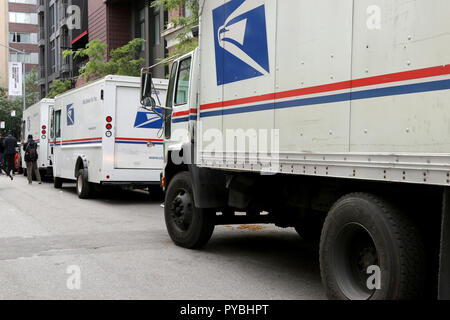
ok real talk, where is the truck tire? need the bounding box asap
[164,172,215,249]
[320,193,425,300]
[76,169,92,199]
[54,177,63,189]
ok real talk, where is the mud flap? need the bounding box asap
[439,188,450,300]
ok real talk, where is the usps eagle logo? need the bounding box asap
[134,107,163,129]
[67,104,75,126]
[213,0,270,85]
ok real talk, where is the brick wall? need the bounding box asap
[107,4,131,55]
[88,0,108,45]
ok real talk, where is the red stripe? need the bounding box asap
[71,30,88,45]
[63,137,102,143]
[200,65,450,111]
[116,137,163,142]
[173,108,198,118]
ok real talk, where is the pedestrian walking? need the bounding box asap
[3,132,18,180]
[23,135,42,185]
[0,135,5,175]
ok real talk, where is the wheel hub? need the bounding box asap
[171,190,193,231]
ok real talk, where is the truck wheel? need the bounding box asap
[54,177,63,189]
[76,169,92,199]
[320,193,425,300]
[164,172,215,249]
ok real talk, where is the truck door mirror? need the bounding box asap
[140,69,153,105]
[143,96,157,108]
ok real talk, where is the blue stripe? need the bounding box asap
[61,141,102,146]
[115,141,163,145]
[173,116,190,123]
[200,79,450,118]
[172,115,197,123]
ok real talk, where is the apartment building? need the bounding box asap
[161,3,193,57]
[37,0,88,98]
[5,0,39,89]
[88,0,166,79]
[38,0,166,98]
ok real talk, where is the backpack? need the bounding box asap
[25,141,38,162]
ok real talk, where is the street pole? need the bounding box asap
[0,42,27,111]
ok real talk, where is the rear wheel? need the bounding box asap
[76,169,93,199]
[320,193,425,300]
[164,172,215,249]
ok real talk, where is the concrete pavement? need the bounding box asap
[0,174,325,300]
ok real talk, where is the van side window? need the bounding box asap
[174,57,191,106]
[55,110,61,138]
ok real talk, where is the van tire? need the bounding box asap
[320,193,425,300]
[76,169,92,199]
[164,172,215,249]
[54,177,63,189]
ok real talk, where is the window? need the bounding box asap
[50,40,56,73]
[49,5,55,34]
[9,32,37,44]
[138,8,146,52]
[9,52,38,64]
[9,12,37,24]
[55,110,61,138]
[153,8,160,46]
[174,58,191,106]
[165,61,178,139]
[8,0,37,4]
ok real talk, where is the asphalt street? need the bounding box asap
[0,174,325,300]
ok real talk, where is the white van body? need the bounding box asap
[52,75,167,189]
[21,98,54,175]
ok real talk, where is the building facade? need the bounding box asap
[88,0,166,79]
[0,0,8,89]
[38,0,89,98]
[38,0,166,98]
[7,0,39,74]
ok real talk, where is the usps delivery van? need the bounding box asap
[52,75,168,199]
[21,98,54,177]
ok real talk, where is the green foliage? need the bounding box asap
[47,79,73,99]
[152,0,199,57]
[25,68,40,108]
[108,38,145,77]
[0,87,23,137]
[63,38,145,81]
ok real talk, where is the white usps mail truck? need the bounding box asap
[140,0,450,300]
[20,98,54,176]
[52,75,168,199]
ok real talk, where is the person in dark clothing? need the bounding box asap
[0,135,5,175]
[23,135,41,185]
[3,132,18,180]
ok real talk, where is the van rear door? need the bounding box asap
[114,85,165,169]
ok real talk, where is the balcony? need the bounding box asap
[61,58,70,74]
[38,0,44,13]
[38,67,46,85]
[59,5,68,28]
[38,28,46,46]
